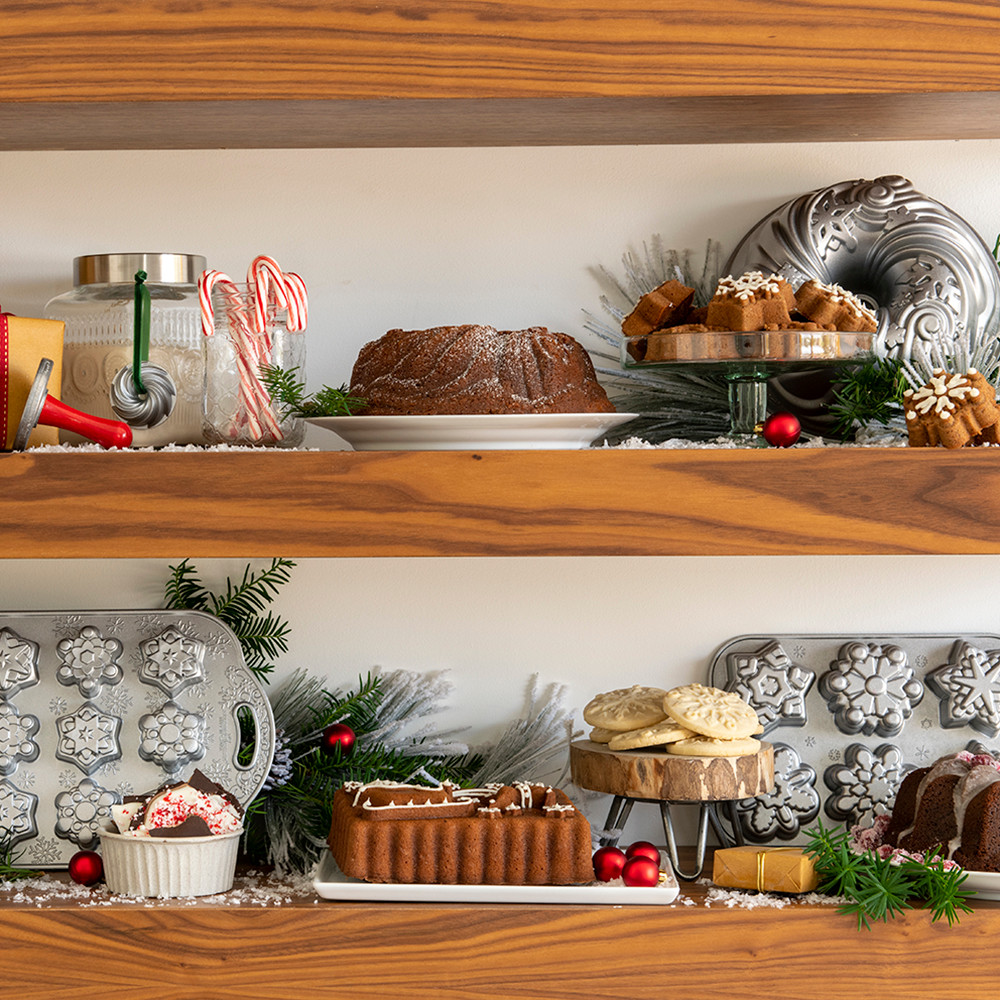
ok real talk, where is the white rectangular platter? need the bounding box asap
[314,850,679,904]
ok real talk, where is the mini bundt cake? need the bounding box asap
[349,325,615,415]
[328,780,595,884]
[882,750,1000,871]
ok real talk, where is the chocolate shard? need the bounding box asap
[150,815,214,838]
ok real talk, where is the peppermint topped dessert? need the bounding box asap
[111,769,244,838]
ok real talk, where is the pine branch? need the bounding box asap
[260,364,366,418]
[805,820,973,929]
[163,559,212,613]
[829,355,907,437]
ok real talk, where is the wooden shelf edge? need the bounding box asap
[4,91,1000,150]
[2,447,999,559]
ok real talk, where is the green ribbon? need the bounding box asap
[132,270,150,394]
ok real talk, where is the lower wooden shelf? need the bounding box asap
[3,447,1000,558]
[1,863,996,999]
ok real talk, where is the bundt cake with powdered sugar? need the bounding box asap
[348,325,615,415]
[882,750,1000,871]
[328,780,594,884]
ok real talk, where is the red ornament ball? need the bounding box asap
[321,722,356,758]
[592,845,627,881]
[625,841,661,864]
[621,855,661,887]
[68,849,103,886]
[761,411,801,448]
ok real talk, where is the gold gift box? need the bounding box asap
[712,845,819,894]
[2,314,64,450]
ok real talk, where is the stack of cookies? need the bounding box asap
[583,683,763,758]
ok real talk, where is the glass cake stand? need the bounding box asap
[621,329,874,438]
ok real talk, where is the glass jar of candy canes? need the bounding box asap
[45,253,207,447]
[200,262,307,447]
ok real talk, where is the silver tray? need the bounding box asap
[0,610,274,867]
[707,632,1000,845]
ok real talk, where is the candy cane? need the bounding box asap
[248,255,289,336]
[283,272,309,332]
[198,269,235,338]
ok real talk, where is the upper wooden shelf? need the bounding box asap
[4,0,1000,148]
[3,447,999,559]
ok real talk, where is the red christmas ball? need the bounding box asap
[592,845,627,881]
[761,411,801,448]
[321,722,356,758]
[625,841,660,864]
[68,849,103,886]
[621,855,660,887]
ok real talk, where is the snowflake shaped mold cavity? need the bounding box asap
[0,780,38,846]
[55,704,122,774]
[0,703,40,776]
[55,626,124,698]
[0,628,40,698]
[926,640,1000,738]
[53,778,119,847]
[819,641,924,737]
[824,742,912,827]
[138,626,207,696]
[724,640,815,734]
[138,700,206,772]
[733,743,820,841]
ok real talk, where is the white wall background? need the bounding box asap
[2,141,999,843]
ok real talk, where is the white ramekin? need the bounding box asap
[99,824,242,898]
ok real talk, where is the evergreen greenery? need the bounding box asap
[805,820,973,929]
[829,355,907,437]
[259,364,366,418]
[164,558,294,681]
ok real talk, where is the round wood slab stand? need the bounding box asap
[570,739,775,880]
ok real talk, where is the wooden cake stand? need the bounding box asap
[570,739,775,879]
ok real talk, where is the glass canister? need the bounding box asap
[202,283,306,447]
[45,253,207,447]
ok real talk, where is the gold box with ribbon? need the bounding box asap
[1,312,64,450]
[712,845,819,894]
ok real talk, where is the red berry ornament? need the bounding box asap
[621,855,661,887]
[321,722,356,758]
[68,849,103,886]
[761,411,801,448]
[592,845,627,881]
[625,841,661,864]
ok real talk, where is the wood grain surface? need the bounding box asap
[2,448,1000,559]
[3,1,1000,147]
[4,0,1000,102]
[1,869,998,999]
[570,740,774,801]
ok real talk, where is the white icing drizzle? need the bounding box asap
[715,271,784,302]
[805,279,877,321]
[342,780,576,817]
[900,752,1000,858]
[904,369,980,421]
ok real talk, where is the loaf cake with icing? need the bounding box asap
[882,750,1000,871]
[348,325,615,415]
[328,780,594,884]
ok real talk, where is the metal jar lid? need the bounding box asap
[73,253,206,286]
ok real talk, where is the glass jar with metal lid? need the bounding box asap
[45,252,207,447]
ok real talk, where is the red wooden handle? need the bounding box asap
[37,396,132,449]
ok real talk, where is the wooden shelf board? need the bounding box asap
[2,448,998,559]
[1,866,996,999]
[4,1,1000,148]
[5,91,1000,149]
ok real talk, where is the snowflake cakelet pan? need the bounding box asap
[707,633,1000,846]
[0,611,275,867]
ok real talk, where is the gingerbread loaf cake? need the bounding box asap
[328,780,594,884]
[348,324,615,415]
[882,750,1000,871]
